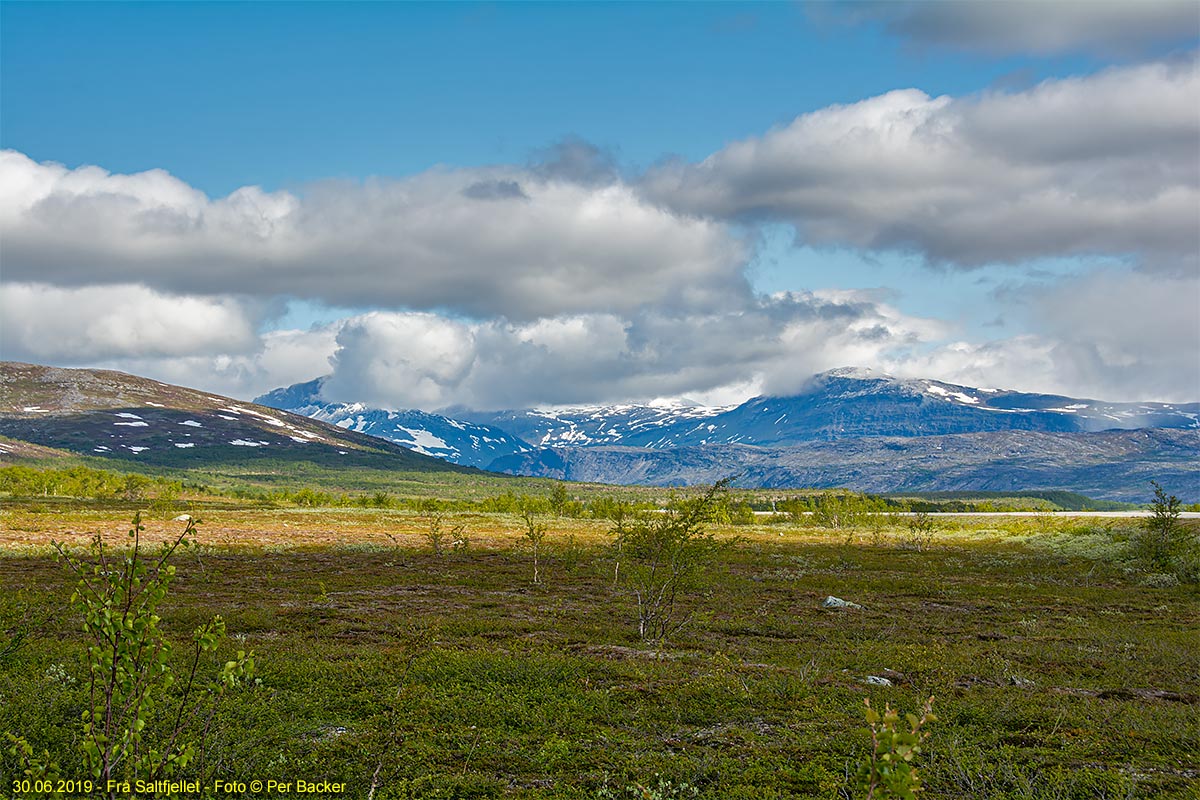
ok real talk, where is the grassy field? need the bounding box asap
[1,505,1197,799]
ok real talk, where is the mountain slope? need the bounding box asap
[487,429,1200,502]
[0,362,472,474]
[467,368,1199,448]
[256,379,531,468]
[262,368,1199,458]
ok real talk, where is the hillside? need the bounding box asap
[257,368,1199,498]
[0,362,475,479]
[487,428,1200,502]
[256,378,532,467]
[461,368,1199,448]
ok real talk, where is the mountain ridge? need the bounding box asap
[257,368,1199,458]
[0,361,474,475]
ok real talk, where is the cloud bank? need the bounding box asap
[821,0,1200,57]
[2,56,1197,407]
[643,58,1199,272]
[0,150,747,321]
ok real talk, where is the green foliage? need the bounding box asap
[611,480,729,641]
[0,589,56,666]
[813,493,886,529]
[597,773,700,799]
[1132,482,1195,577]
[549,483,570,516]
[711,497,757,526]
[520,507,548,584]
[5,731,61,785]
[589,495,637,521]
[421,512,469,558]
[0,465,182,502]
[4,497,1199,798]
[41,513,253,790]
[904,512,936,551]
[855,697,936,800]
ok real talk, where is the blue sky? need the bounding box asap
[3,2,1100,195]
[2,1,1197,407]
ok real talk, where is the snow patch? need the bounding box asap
[395,427,454,455]
[114,421,149,427]
[229,439,268,447]
[179,420,203,427]
[174,443,195,448]
[114,413,144,419]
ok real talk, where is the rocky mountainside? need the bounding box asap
[465,367,1198,448]
[256,379,531,468]
[253,367,1199,498]
[487,429,1200,502]
[0,362,471,474]
[260,367,1199,458]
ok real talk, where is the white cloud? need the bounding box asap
[882,270,1200,402]
[643,58,1199,272]
[0,149,749,320]
[0,282,340,399]
[823,0,1200,57]
[2,55,1196,408]
[313,292,948,410]
[0,283,259,361]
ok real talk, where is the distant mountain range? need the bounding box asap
[1,362,1194,502]
[255,368,1200,501]
[255,379,531,466]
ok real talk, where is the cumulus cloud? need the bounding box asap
[0,148,749,320]
[2,55,1196,408]
[643,58,1200,272]
[0,283,260,361]
[882,270,1200,403]
[820,0,1200,57]
[312,292,946,410]
[0,282,340,399]
[1022,270,1200,401]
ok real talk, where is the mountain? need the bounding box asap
[0,362,472,475]
[261,367,1199,456]
[486,429,1200,502]
[450,398,736,449]
[466,367,1199,448]
[256,379,532,469]
[252,367,1200,499]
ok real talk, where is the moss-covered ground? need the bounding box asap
[1,508,1197,799]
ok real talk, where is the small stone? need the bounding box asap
[822,596,864,610]
[865,675,893,686]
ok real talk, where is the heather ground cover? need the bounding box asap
[2,504,1197,799]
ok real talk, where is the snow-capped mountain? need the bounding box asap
[459,368,1198,450]
[255,379,531,468]
[450,398,737,449]
[256,369,1199,479]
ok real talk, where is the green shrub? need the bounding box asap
[611,480,729,642]
[1132,482,1197,580]
[855,697,935,800]
[7,514,253,795]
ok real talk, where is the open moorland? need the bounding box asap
[2,491,1198,800]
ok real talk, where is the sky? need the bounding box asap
[1,0,1198,410]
